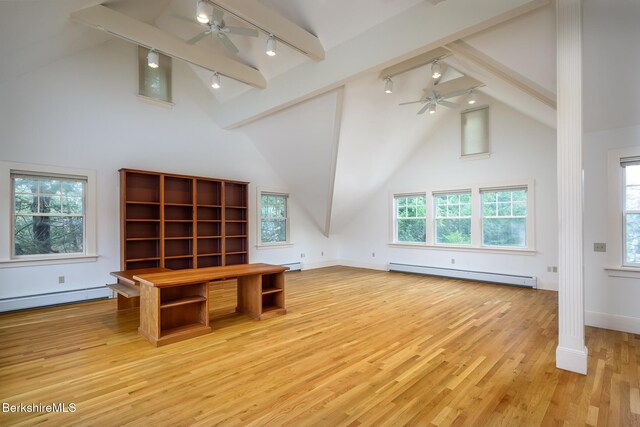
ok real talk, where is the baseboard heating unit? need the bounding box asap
[282,262,302,272]
[388,263,537,289]
[0,287,112,313]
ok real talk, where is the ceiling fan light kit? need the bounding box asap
[196,0,211,24]
[266,35,276,56]
[428,104,436,114]
[147,49,159,68]
[384,77,393,94]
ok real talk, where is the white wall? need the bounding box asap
[336,94,559,290]
[0,39,333,300]
[583,126,640,331]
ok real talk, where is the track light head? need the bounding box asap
[211,72,221,89]
[428,103,436,114]
[266,35,276,56]
[431,60,442,79]
[467,89,477,105]
[147,49,159,68]
[197,0,211,23]
[384,77,393,94]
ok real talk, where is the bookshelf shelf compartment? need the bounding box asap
[120,169,248,270]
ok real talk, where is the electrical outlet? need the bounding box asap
[594,242,606,252]
[552,266,558,273]
[58,276,65,284]
[300,253,306,258]
[372,252,376,257]
[451,258,455,264]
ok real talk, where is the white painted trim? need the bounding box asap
[0,287,112,313]
[604,267,640,279]
[388,263,537,288]
[136,94,174,109]
[0,161,98,265]
[0,255,98,269]
[586,311,640,334]
[388,243,536,255]
[256,187,291,246]
[556,345,588,375]
[255,243,294,250]
[338,259,388,271]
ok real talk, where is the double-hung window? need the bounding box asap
[623,158,640,266]
[481,187,528,248]
[259,192,289,245]
[434,192,472,245]
[394,194,426,243]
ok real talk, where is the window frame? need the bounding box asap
[137,46,173,107]
[0,161,98,268]
[256,188,292,248]
[480,186,529,249]
[389,180,535,253]
[461,105,490,158]
[622,160,640,267]
[433,190,472,246]
[606,147,640,277]
[392,192,428,245]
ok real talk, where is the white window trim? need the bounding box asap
[433,190,472,246]
[606,146,640,278]
[390,191,428,245]
[256,187,292,248]
[0,161,98,268]
[389,179,535,253]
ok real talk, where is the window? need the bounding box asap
[434,192,471,245]
[259,192,289,245]
[0,161,97,267]
[461,106,490,157]
[394,194,426,243]
[623,159,640,266]
[12,174,86,256]
[138,46,172,104]
[481,187,527,248]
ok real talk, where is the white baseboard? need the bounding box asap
[536,279,558,291]
[0,287,112,312]
[586,311,640,334]
[556,345,588,375]
[338,259,388,271]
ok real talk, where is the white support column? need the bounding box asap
[555,0,587,375]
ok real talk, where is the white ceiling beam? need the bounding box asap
[208,0,325,61]
[435,75,483,95]
[378,48,451,79]
[71,5,266,89]
[445,40,556,109]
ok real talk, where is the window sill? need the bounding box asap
[388,243,536,255]
[137,94,174,109]
[605,267,640,279]
[0,255,99,269]
[255,243,294,250]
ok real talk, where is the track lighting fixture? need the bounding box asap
[467,90,477,105]
[147,49,159,68]
[431,60,442,79]
[384,77,393,94]
[428,103,436,114]
[266,35,276,56]
[197,0,211,24]
[211,72,221,89]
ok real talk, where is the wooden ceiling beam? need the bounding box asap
[71,5,267,89]
[209,0,325,61]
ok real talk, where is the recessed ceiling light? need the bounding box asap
[384,77,393,94]
[147,50,159,68]
[266,35,276,56]
[211,72,221,89]
[431,60,442,79]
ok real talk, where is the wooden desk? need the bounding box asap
[108,268,171,311]
[133,263,289,346]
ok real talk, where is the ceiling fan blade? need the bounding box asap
[186,31,209,44]
[224,26,259,37]
[417,103,431,115]
[439,100,460,109]
[211,7,224,23]
[399,100,426,106]
[218,33,240,54]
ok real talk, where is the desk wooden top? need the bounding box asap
[133,263,289,288]
[110,268,172,286]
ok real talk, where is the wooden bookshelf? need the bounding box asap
[120,169,249,270]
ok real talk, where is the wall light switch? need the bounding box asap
[594,243,606,252]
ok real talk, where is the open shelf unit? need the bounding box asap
[120,169,249,270]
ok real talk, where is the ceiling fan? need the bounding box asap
[186,8,259,54]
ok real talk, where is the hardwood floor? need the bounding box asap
[0,267,638,426]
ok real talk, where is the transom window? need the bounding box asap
[259,192,289,245]
[12,174,86,256]
[394,194,426,243]
[623,160,640,266]
[435,192,472,245]
[481,188,527,248]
